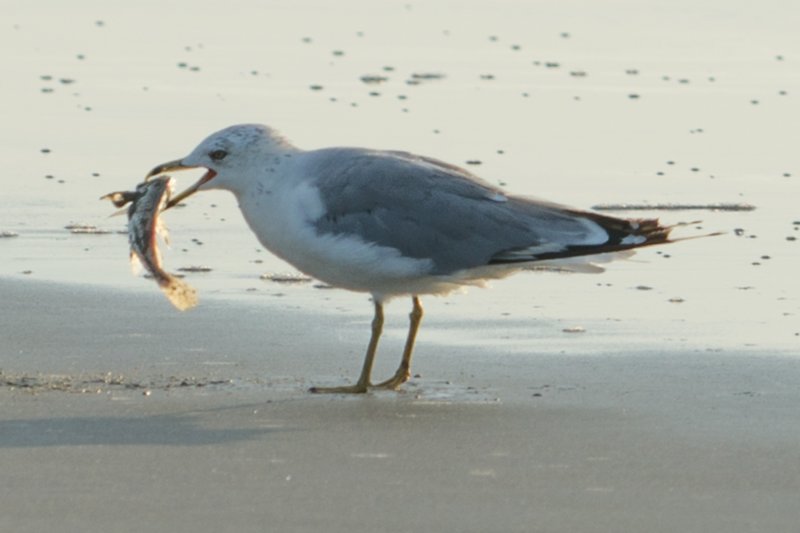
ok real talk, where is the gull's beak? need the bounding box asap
[146,159,217,209]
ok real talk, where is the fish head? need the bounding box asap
[146,124,295,209]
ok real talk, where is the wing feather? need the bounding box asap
[307,148,673,275]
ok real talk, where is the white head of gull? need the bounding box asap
[147,123,687,393]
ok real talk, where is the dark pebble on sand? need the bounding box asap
[177,266,213,273]
[411,72,446,81]
[360,75,389,84]
[68,225,110,234]
[260,273,312,283]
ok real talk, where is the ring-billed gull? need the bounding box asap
[147,124,693,394]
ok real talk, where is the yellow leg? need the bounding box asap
[310,300,384,394]
[374,296,423,390]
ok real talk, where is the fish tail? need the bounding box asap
[157,274,199,311]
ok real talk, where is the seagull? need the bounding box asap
[147,124,694,394]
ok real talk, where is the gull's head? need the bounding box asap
[146,123,296,208]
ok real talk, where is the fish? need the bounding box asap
[101,176,198,311]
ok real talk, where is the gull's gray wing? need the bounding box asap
[307,148,669,275]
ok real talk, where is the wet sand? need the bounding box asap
[2,0,799,531]
[2,279,799,533]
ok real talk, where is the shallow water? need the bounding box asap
[1,0,797,351]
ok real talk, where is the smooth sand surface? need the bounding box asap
[2,279,799,533]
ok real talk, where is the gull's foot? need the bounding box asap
[373,369,411,390]
[309,383,370,394]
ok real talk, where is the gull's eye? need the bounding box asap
[209,149,228,161]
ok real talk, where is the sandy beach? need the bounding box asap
[2,0,799,531]
[2,279,800,533]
